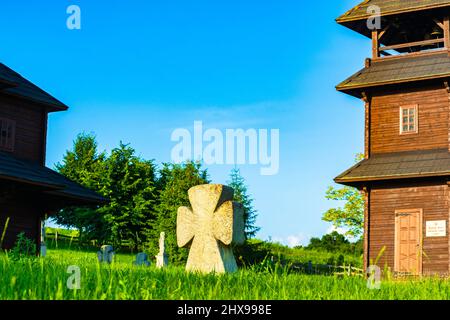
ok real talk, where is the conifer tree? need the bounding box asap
[227,168,260,239]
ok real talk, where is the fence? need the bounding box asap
[290,261,364,277]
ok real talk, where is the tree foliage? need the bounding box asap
[53,133,106,242]
[322,154,365,239]
[54,134,261,264]
[54,134,158,249]
[146,162,209,263]
[98,143,158,249]
[227,168,259,239]
[305,231,362,255]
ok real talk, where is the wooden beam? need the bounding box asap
[434,19,444,30]
[446,81,450,153]
[378,25,390,41]
[380,38,444,52]
[447,182,450,276]
[372,30,379,59]
[444,16,450,50]
[362,93,371,159]
[362,187,370,274]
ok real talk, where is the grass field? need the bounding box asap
[0,248,450,300]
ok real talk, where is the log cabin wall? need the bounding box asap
[0,199,43,250]
[369,181,449,275]
[370,84,449,155]
[0,94,47,164]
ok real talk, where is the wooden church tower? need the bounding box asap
[336,1,450,276]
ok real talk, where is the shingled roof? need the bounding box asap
[335,149,450,186]
[337,0,450,24]
[0,152,106,204]
[0,63,68,111]
[336,51,450,97]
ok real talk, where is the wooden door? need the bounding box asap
[395,209,423,275]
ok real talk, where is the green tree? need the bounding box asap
[307,231,350,251]
[147,161,209,264]
[55,135,158,249]
[54,133,106,242]
[227,168,260,239]
[322,154,365,239]
[99,142,158,249]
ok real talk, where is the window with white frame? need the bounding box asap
[400,105,418,134]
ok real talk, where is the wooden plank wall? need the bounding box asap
[0,95,46,164]
[370,85,449,154]
[0,201,41,250]
[369,182,449,275]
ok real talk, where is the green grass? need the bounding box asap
[0,248,450,300]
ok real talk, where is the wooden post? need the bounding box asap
[362,187,370,273]
[362,92,371,159]
[372,30,379,59]
[447,182,450,275]
[445,82,450,151]
[444,17,450,51]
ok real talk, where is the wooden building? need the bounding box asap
[0,63,105,252]
[335,1,450,276]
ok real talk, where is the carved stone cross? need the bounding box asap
[177,184,245,273]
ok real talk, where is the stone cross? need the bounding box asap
[177,184,245,273]
[97,245,114,264]
[133,252,150,267]
[155,232,168,268]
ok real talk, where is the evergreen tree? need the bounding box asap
[54,133,106,242]
[227,168,260,239]
[147,161,209,264]
[98,143,158,249]
[55,135,158,249]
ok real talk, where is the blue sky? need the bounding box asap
[0,0,369,246]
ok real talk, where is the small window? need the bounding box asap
[400,105,418,134]
[0,118,15,152]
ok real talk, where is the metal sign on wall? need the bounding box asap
[426,220,447,237]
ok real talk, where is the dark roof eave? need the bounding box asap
[1,91,69,112]
[44,190,108,205]
[0,174,65,190]
[336,73,450,93]
[335,171,450,185]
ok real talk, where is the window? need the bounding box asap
[0,118,15,152]
[400,105,418,134]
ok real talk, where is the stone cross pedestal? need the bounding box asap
[177,184,245,273]
[133,252,151,266]
[97,245,114,264]
[155,232,168,268]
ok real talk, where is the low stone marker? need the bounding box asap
[97,245,114,264]
[177,184,245,273]
[133,252,151,267]
[40,220,47,257]
[155,232,168,268]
